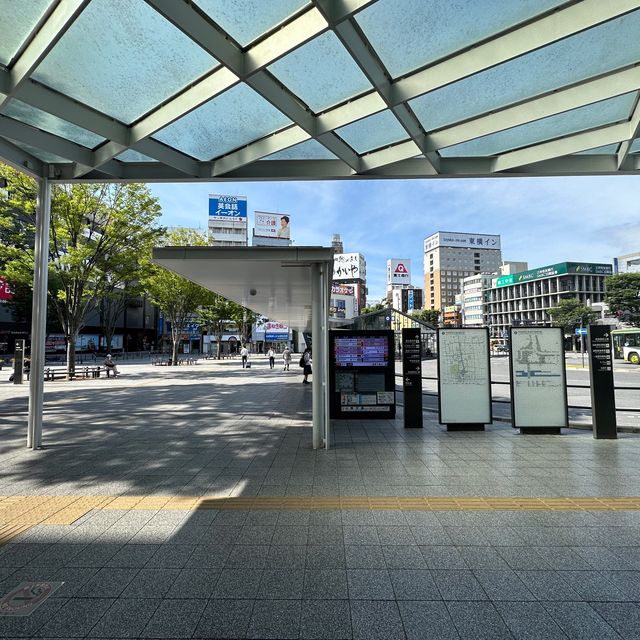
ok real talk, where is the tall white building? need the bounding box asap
[460,273,495,326]
[208,194,248,247]
[424,231,502,310]
[614,252,640,273]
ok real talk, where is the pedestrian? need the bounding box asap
[267,347,275,369]
[282,346,292,371]
[300,348,312,384]
[240,344,249,368]
[103,354,119,378]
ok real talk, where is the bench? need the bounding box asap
[152,357,198,366]
[24,365,108,381]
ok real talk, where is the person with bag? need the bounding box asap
[300,348,311,384]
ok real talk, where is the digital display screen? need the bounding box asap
[334,336,389,367]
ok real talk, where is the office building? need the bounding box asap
[208,194,248,247]
[460,273,495,327]
[391,287,423,313]
[614,252,640,273]
[486,261,612,336]
[499,261,528,275]
[424,231,501,310]
[331,233,344,254]
[333,252,367,314]
[386,258,412,305]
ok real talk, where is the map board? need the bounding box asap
[437,328,491,425]
[509,328,567,430]
[329,330,395,419]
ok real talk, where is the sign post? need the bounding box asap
[402,328,423,428]
[588,325,617,439]
[13,339,25,385]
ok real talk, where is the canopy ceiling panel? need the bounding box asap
[1,0,640,180]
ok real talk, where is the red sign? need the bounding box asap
[394,263,408,274]
[0,276,13,301]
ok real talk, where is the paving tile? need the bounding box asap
[399,600,460,640]
[473,569,536,601]
[258,569,304,599]
[389,569,440,600]
[206,526,241,545]
[107,544,159,568]
[591,602,640,640]
[420,546,468,570]
[572,546,631,571]
[35,597,114,638]
[494,601,566,640]
[86,598,159,638]
[225,545,270,569]
[166,525,208,546]
[267,545,307,569]
[345,545,386,569]
[543,601,622,640]
[306,545,346,569]
[271,526,308,545]
[5,566,98,599]
[165,568,221,599]
[495,546,551,571]
[145,544,195,569]
[457,546,509,570]
[446,601,513,640]
[516,570,582,601]
[247,599,301,640]
[237,525,275,545]
[347,569,395,600]
[141,598,206,638]
[372,511,408,526]
[343,526,379,545]
[0,594,68,638]
[410,527,452,546]
[79,567,140,598]
[432,570,488,601]
[120,568,181,598]
[278,510,311,526]
[601,571,640,600]
[382,545,427,570]
[67,543,123,567]
[559,570,630,601]
[376,526,416,546]
[341,511,375,526]
[534,547,594,571]
[213,568,263,599]
[186,544,231,568]
[309,511,342,526]
[304,569,348,600]
[308,526,344,546]
[350,600,405,640]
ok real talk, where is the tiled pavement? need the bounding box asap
[1,358,640,638]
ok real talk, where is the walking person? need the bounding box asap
[282,346,292,371]
[103,354,119,378]
[301,348,312,384]
[240,344,249,368]
[267,347,275,370]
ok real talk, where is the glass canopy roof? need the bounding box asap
[1,0,639,181]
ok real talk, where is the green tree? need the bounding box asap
[142,227,210,365]
[412,308,440,325]
[230,305,257,345]
[548,298,596,349]
[361,302,386,314]
[0,164,162,376]
[605,273,640,326]
[195,293,239,359]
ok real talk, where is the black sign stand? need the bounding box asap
[13,339,25,385]
[402,328,423,428]
[588,325,617,439]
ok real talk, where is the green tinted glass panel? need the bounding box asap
[265,139,337,160]
[117,150,158,162]
[440,93,636,157]
[356,0,566,78]
[576,144,619,155]
[194,0,308,46]
[411,12,640,132]
[630,139,640,153]
[4,99,104,148]
[8,137,70,163]
[154,83,292,160]
[268,32,372,113]
[336,110,407,153]
[32,0,218,124]
[0,0,53,66]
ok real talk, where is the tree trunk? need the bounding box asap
[106,333,113,354]
[66,334,77,379]
[217,337,222,359]
[171,326,179,365]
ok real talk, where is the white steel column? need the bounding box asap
[27,176,51,449]
[320,265,330,449]
[311,263,323,449]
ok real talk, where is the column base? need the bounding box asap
[519,427,562,435]
[446,423,485,431]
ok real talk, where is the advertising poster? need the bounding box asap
[208,194,247,220]
[264,321,289,342]
[509,328,567,429]
[387,259,411,285]
[0,276,13,302]
[254,211,291,239]
[333,253,365,281]
[438,328,491,424]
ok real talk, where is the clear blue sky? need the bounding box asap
[150,176,640,303]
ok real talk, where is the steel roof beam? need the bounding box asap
[0,0,90,110]
[0,136,44,177]
[617,94,640,169]
[493,122,631,172]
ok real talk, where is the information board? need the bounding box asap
[329,330,395,419]
[509,327,567,431]
[402,328,423,428]
[588,325,617,439]
[437,328,491,427]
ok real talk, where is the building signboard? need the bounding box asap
[264,321,290,342]
[331,283,354,296]
[509,328,567,432]
[0,276,13,301]
[333,253,365,281]
[387,259,411,285]
[424,232,501,252]
[588,325,617,439]
[254,211,291,240]
[437,328,491,428]
[208,194,247,220]
[495,262,613,287]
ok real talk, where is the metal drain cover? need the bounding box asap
[0,582,63,616]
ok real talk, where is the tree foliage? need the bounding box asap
[361,302,386,315]
[0,164,163,374]
[412,308,440,326]
[548,297,596,333]
[141,227,210,364]
[605,273,640,326]
[195,293,240,359]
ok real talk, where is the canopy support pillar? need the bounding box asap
[312,263,328,450]
[27,175,51,450]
